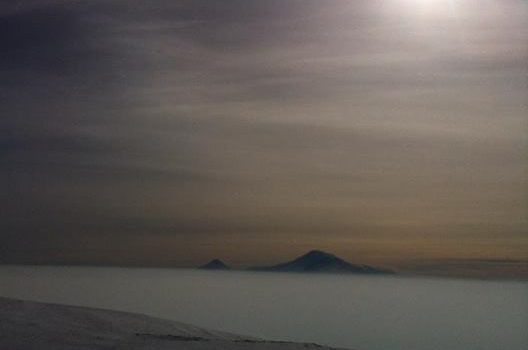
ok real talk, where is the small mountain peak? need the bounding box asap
[200,259,230,270]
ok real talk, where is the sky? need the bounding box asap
[1,0,527,271]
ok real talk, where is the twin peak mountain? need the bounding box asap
[200,250,393,274]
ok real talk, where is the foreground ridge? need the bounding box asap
[0,297,350,350]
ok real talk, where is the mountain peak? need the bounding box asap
[253,250,393,274]
[200,259,230,270]
[302,250,335,259]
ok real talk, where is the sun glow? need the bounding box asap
[395,0,459,19]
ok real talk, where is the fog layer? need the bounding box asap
[1,267,526,350]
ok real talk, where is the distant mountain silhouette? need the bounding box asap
[200,259,230,270]
[252,250,393,274]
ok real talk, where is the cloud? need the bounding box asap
[1,0,526,265]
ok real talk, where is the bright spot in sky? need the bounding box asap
[395,0,458,19]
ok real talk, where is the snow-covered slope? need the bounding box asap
[0,297,349,350]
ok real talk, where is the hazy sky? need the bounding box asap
[1,0,527,268]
